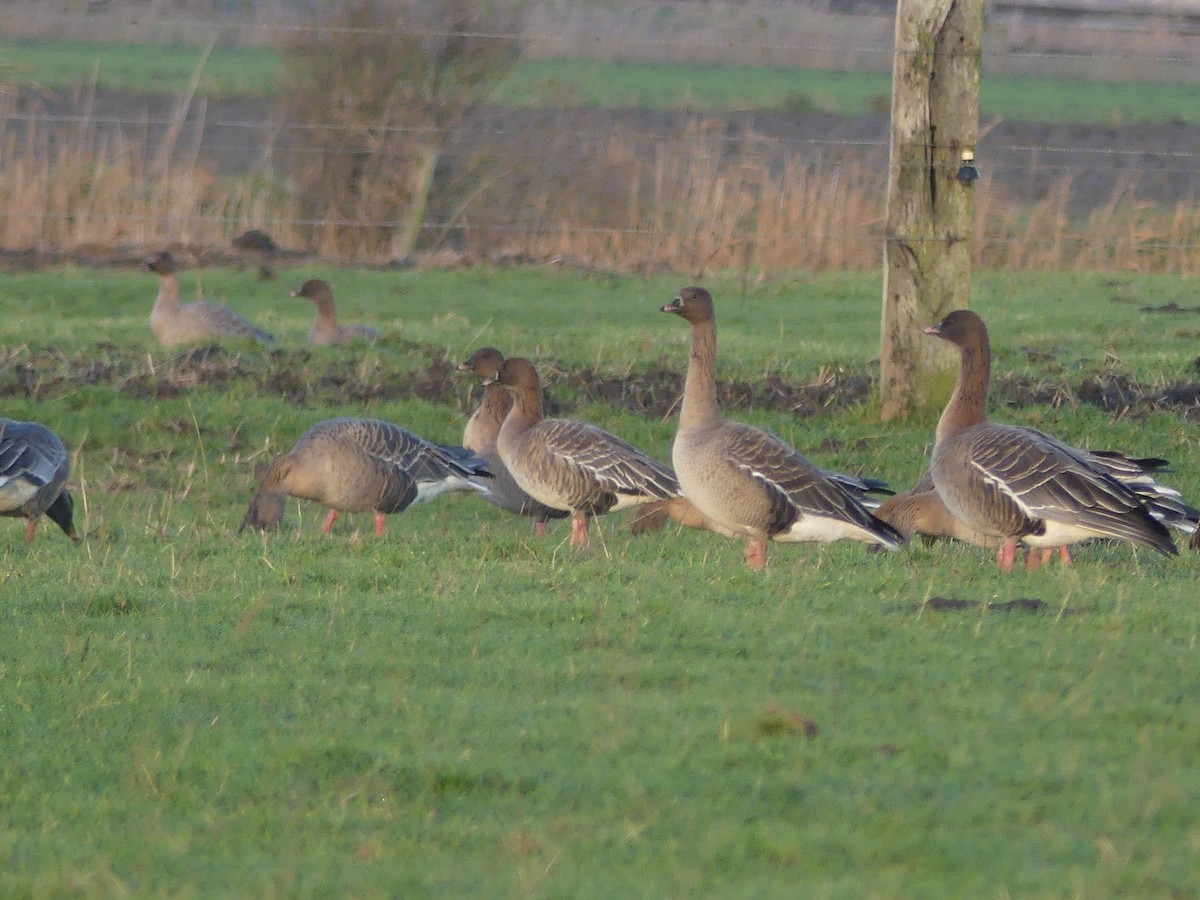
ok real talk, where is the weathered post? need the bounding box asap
[879,0,983,421]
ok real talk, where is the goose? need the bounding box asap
[232,228,278,281]
[1,418,78,543]
[924,309,1176,570]
[142,250,275,347]
[661,287,904,569]
[489,357,679,548]
[291,279,380,346]
[239,418,491,536]
[457,347,568,535]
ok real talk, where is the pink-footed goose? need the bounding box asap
[925,309,1177,570]
[240,418,491,536]
[1,418,78,543]
[489,357,680,548]
[142,250,274,347]
[457,347,568,534]
[291,279,380,346]
[881,456,1196,571]
[661,287,903,569]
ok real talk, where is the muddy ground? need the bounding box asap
[3,340,1199,424]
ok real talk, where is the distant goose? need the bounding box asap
[291,279,380,346]
[490,357,679,548]
[232,228,278,281]
[142,250,275,347]
[661,287,903,569]
[458,347,568,535]
[240,418,491,536]
[925,309,1176,570]
[1,418,78,543]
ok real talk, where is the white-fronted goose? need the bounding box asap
[458,347,568,534]
[239,418,491,536]
[490,357,680,548]
[142,250,275,347]
[925,309,1177,570]
[292,279,380,346]
[1,419,78,543]
[661,287,903,569]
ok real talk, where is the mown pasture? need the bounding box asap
[4,37,1200,124]
[2,264,1200,895]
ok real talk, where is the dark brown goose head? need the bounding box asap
[489,357,540,392]
[45,490,79,541]
[290,278,333,303]
[141,250,177,276]
[458,347,505,378]
[923,309,988,352]
[661,286,715,324]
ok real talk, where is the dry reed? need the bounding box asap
[2,96,1198,274]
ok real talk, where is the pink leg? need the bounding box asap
[1058,546,1072,566]
[534,519,547,537]
[25,519,37,544]
[570,515,590,548]
[996,539,1018,573]
[744,536,768,570]
[1025,547,1042,572]
[320,509,340,533]
[374,513,387,537]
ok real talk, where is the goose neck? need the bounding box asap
[680,318,720,429]
[937,340,990,442]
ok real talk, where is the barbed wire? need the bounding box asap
[5,111,1200,168]
[3,13,1199,66]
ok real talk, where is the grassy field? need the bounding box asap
[4,37,1200,125]
[3,264,1200,895]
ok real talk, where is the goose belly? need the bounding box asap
[673,450,761,538]
[774,516,884,544]
[0,477,39,512]
[1021,520,1103,548]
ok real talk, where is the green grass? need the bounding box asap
[5,37,1200,124]
[3,265,1200,895]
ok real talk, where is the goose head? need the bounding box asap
[141,250,176,276]
[488,357,540,392]
[661,286,715,324]
[290,278,333,304]
[923,309,988,350]
[458,347,505,379]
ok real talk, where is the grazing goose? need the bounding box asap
[457,347,568,535]
[142,250,275,347]
[292,279,380,346]
[925,309,1176,571]
[661,287,904,569]
[489,357,680,548]
[232,228,278,281]
[239,418,491,536]
[1,419,78,543]
[876,471,1001,550]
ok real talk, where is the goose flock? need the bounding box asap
[6,257,1199,571]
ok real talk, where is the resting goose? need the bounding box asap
[457,347,568,534]
[661,287,903,569]
[925,309,1176,570]
[292,279,380,346]
[1,419,78,543]
[490,357,680,548]
[239,418,491,536]
[142,250,275,347]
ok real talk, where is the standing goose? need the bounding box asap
[292,279,380,346]
[142,250,275,347]
[457,347,568,535]
[925,309,1176,570]
[661,287,903,569]
[490,357,680,548]
[239,418,491,536]
[1,419,78,543]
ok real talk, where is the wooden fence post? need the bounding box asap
[879,0,983,422]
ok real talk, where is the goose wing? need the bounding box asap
[964,424,1175,553]
[0,420,67,491]
[725,425,902,544]
[537,419,679,500]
